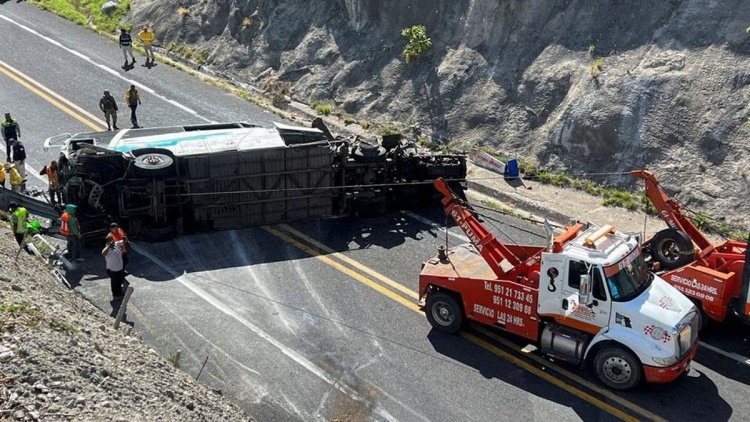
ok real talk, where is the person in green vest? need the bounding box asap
[8,201,30,253]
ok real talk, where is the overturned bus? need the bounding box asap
[43,119,466,241]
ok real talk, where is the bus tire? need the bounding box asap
[593,346,642,390]
[132,148,175,177]
[425,292,464,334]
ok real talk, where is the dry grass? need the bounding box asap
[177,6,189,17]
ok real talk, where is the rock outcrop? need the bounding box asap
[130,0,750,225]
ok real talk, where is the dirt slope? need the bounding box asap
[0,228,252,422]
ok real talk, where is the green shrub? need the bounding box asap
[402,25,432,63]
[590,57,604,78]
[343,117,356,125]
[32,0,132,34]
[193,49,209,65]
[360,121,371,130]
[601,189,639,210]
[377,124,401,136]
[314,103,333,116]
[587,43,596,55]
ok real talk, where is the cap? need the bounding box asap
[109,222,119,229]
[8,201,18,209]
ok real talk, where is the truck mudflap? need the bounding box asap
[642,341,699,383]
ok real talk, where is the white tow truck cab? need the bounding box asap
[419,179,700,389]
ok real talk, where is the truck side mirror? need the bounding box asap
[578,274,592,306]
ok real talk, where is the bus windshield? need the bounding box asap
[603,249,652,302]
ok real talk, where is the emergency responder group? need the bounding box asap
[119,26,156,68]
[99,85,142,130]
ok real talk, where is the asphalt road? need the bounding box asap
[2,3,750,421]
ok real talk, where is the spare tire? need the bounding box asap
[131,148,175,177]
[650,229,695,270]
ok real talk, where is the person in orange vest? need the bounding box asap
[40,160,62,207]
[106,222,130,268]
[60,204,84,262]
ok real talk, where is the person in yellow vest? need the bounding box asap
[0,162,5,188]
[8,201,30,252]
[137,26,156,65]
[7,163,23,193]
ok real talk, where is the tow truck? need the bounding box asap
[632,170,750,326]
[418,179,700,390]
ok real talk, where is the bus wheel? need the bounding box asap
[425,292,464,334]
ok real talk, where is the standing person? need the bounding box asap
[0,162,5,188]
[1,113,20,162]
[119,28,136,67]
[99,91,119,131]
[11,139,26,191]
[8,202,30,252]
[40,161,62,206]
[137,26,156,65]
[102,237,125,300]
[60,204,84,262]
[125,85,141,128]
[7,163,23,193]
[106,222,130,268]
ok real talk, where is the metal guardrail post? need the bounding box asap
[114,286,134,329]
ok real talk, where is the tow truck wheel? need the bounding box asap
[650,228,695,270]
[425,292,464,334]
[593,346,642,390]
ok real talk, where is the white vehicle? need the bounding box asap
[419,179,700,389]
[41,120,466,241]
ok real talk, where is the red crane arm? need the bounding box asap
[630,170,711,250]
[434,179,522,279]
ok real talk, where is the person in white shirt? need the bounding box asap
[102,237,125,300]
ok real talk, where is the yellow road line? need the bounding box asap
[473,325,668,422]
[461,332,640,422]
[278,224,419,300]
[263,226,421,312]
[267,224,653,421]
[0,60,103,131]
[0,59,107,126]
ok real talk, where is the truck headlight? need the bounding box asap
[653,355,678,366]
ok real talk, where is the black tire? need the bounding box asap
[425,292,464,334]
[131,148,175,177]
[352,142,386,163]
[650,229,695,270]
[593,346,642,390]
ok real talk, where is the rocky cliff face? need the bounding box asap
[131,0,750,225]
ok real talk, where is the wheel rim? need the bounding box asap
[602,356,632,384]
[657,239,681,263]
[432,301,455,326]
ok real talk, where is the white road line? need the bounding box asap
[700,341,750,366]
[130,243,397,422]
[0,14,217,124]
[400,210,468,243]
